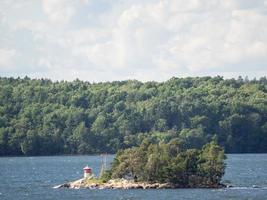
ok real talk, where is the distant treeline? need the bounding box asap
[0,76,266,155]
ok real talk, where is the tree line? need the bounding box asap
[0,76,266,155]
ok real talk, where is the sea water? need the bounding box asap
[0,154,267,200]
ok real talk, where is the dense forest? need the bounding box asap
[0,76,266,155]
[103,140,226,187]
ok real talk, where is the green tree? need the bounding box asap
[198,142,226,185]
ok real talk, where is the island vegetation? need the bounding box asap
[0,76,266,156]
[102,140,226,187]
[58,140,226,189]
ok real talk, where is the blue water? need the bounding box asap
[0,154,267,200]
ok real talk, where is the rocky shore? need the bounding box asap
[54,178,225,189]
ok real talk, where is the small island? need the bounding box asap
[56,140,226,189]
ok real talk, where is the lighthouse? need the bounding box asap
[83,166,92,178]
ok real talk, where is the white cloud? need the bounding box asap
[0,48,16,67]
[42,0,76,25]
[0,0,266,81]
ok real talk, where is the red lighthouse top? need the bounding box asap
[83,166,92,173]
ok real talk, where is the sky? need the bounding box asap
[0,0,266,82]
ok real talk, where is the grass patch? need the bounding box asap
[84,178,105,185]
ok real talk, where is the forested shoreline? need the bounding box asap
[0,76,266,156]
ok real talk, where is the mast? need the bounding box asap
[100,153,107,177]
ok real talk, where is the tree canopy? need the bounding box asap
[105,140,226,187]
[0,76,266,155]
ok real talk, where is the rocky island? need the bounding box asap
[55,140,226,189]
[56,177,226,189]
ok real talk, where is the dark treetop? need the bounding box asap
[0,76,266,155]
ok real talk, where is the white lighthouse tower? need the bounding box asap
[83,166,92,178]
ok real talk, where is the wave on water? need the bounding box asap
[228,186,267,190]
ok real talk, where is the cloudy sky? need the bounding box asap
[0,0,266,82]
